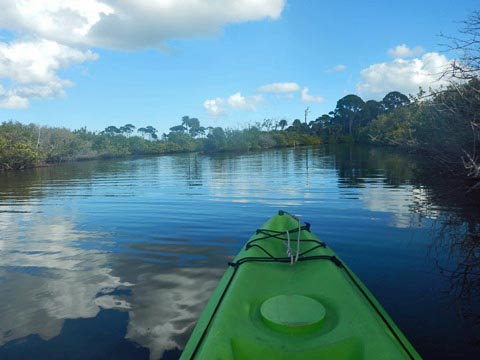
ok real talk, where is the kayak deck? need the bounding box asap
[181,211,421,359]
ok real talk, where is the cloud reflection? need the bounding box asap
[359,183,439,228]
[0,207,132,345]
[0,204,234,359]
[125,267,224,360]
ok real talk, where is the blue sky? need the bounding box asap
[0,0,478,134]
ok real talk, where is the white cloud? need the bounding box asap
[0,85,28,108]
[0,39,97,108]
[257,82,300,93]
[388,44,425,59]
[0,39,98,84]
[301,87,324,103]
[356,52,454,99]
[203,97,226,118]
[204,92,264,117]
[0,0,285,49]
[227,92,263,111]
[326,64,346,73]
[0,0,286,107]
[0,0,114,44]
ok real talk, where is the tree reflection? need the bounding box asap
[330,143,480,342]
[412,167,480,341]
[325,143,416,188]
[169,153,204,188]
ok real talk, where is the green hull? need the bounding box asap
[181,211,421,359]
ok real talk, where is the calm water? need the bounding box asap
[0,145,478,359]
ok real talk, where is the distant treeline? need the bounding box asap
[0,91,414,171]
[0,115,322,172]
[2,10,480,190]
[0,82,478,187]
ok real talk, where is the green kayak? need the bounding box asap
[181,211,421,359]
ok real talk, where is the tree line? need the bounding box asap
[1,11,479,190]
[0,95,408,173]
[0,114,322,171]
[0,82,477,188]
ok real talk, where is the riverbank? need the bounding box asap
[0,120,321,171]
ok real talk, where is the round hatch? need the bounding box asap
[260,294,326,333]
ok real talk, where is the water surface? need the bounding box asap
[0,145,478,359]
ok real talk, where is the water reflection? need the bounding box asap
[0,208,131,346]
[124,266,224,359]
[0,197,233,359]
[0,145,479,358]
[410,171,480,345]
[329,144,415,188]
[169,153,204,188]
[0,309,149,359]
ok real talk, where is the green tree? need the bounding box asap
[169,125,186,133]
[145,126,158,140]
[103,126,120,136]
[0,121,39,170]
[279,119,288,130]
[287,119,309,133]
[181,116,205,138]
[333,94,365,136]
[137,126,158,140]
[205,127,227,151]
[382,91,410,111]
[361,100,384,125]
[120,124,136,137]
[363,104,419,146]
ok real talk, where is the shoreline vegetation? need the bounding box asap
[1,79,478,191]
[1,12,479,191]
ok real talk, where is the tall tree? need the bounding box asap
[103,126,120,136]
[333,94,365,136]
[137,126,157,140]
[145,126,158,140]
[382,91,410,111]
[120,124,136,137]
[279,119,288,130]
[361,100,384,125]
[181,116,205,138]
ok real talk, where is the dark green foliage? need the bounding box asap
[333,94,365,136]
[182,116,205,138]
[137,126,158,139]
[361,104,419,146]
[0,131,38,170]
[362,79,480,184]
[362,100,384,126]
[278,119,288,130]
[120,124,136,136]
[205,127,227,151]
[103,126,121,136]
[1,115,325,172]
[287,119,309,134]
[382,91,410,111]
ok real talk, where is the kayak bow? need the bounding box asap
[181,211,421,359]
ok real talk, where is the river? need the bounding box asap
[0,145,478,359]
